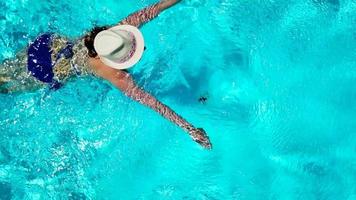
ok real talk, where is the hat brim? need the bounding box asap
[99,25,145,70]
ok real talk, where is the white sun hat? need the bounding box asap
[93,25,145,69]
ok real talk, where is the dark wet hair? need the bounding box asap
[84,26,109,58]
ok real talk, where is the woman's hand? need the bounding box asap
[158,0,182,11]
[93,66,213,149]
[189,128,212,149]
[118,0,182,27]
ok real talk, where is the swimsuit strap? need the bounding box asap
[55,41,74,61]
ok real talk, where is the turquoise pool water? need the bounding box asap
[1,0,356,199]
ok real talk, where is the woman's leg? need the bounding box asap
[0,52,45,94]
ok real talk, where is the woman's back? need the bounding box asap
[0,34,93,93]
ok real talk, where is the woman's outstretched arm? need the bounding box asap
[119,0,181,27]
[95,66,212,149]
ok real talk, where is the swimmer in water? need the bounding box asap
[0,0,212,149]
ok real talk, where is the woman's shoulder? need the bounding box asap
[70,38,99,77]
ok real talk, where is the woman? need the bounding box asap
[0,0,212,149]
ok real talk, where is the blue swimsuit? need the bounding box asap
[27,33,74,89]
